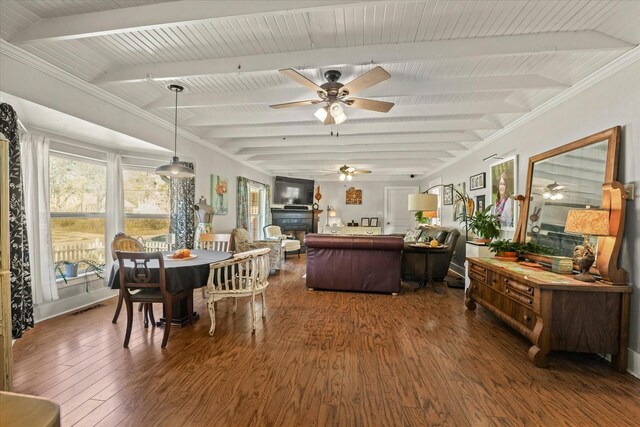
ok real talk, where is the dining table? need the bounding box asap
[108,249,232,325]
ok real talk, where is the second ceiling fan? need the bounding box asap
[270,66,394,125]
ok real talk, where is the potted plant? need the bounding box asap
[54,259,105,287]
[488,239,524,260]
[466,207,500,243]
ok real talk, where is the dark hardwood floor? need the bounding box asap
[12,255,640,426]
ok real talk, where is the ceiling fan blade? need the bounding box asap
[279,68,327,95]
[341,66,391,96]
[346,98,394,112]
[269,100,321,109]
[352,170,372,174]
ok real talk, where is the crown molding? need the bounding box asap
[425,45,640,178]
[0,39,270,176]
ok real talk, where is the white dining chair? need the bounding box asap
[206,247,270,336]
[200,233,232,298]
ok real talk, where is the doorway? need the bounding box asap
[384,186,419,234]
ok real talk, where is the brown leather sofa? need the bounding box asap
[401,225,461,281]
[305,234,404,295]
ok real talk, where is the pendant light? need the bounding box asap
[155,84,195,178]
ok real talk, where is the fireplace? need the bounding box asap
[271,208,320,250]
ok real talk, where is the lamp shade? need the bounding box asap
[408,193,438,212]
[155,156,195,178]
[564,208,610,236]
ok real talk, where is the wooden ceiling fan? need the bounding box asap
[270,67,394,125]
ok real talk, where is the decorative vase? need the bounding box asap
[496,251,517,260]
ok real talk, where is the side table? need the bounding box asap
[408,243,449,293]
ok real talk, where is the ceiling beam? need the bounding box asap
[237,142,464,157]
[225,132,480,153]
[147,75,563,109]
[93,31,630,84]
[206,119,499,138]
[11,0,365,44]
[265,158,443,170]
[184,100,526,126]
[250,150,455,162]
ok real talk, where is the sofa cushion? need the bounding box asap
[419,227,449,244]
[404,228,422,242]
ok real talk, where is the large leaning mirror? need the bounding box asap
[517,126,620,275]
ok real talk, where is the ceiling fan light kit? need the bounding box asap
[155,84,195,178]
[271,66,394,125]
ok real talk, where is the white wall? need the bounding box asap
[315,179,417,232]
[423,59,640,372]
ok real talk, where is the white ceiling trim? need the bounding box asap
[184,100,526,126]
[93,31,631,84]
[424,45,640,179]
[11,0,367,44]
[147,75,564,108]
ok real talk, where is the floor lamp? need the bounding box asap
[422,184,470,241]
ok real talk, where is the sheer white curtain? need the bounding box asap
[21,132,58,303]
[105,152,124,272]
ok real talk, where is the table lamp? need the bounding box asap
[408,193,438,219]
[564,208,610,282]
[326,205,337,226]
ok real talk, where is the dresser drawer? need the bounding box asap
[468,263,487,284]
[501,299,537,331]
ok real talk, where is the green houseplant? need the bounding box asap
[467,207,500,243]
[55,259,105,289]
[488,239,524,259]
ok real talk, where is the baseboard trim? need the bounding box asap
[626,348,640,379]
[34,286,117,323]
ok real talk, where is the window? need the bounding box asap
[50,155,106,265]
[123,168,170,246]
[249,184,266,241]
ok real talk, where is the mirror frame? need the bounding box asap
[515,126,622,281]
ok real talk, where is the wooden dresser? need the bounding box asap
[322,226,382,235]
[465,257,631,372]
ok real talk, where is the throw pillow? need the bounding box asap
[403,228,422,242]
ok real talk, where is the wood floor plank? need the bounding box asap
[10,255,640,426]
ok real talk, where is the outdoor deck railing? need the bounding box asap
[53,237,170,263]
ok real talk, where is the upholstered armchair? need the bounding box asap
[231,228,282,272]
[264,225,301,260]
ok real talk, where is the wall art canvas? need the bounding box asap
[453,182,466,221]
[346,187,362,205]
[210,174,229,215]
[489,155,518,230]
[442,184,453,205]
[470,172,486,190]
[476,195,486,212]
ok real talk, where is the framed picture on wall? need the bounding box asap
[489,155,518,230]
[361,217,370,227]
[443,184,453,205]
[476,195,486,212]
[370,218,378,227]
[470,172,486,191]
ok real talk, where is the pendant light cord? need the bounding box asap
[173,87,178,157]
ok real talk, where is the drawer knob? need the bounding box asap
[503,278,508,283]
[527,287,533,294]
[528,299,533,305]
[505,289,510,294]
[524,315,531,321]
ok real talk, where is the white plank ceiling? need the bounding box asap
[1,0,639,180]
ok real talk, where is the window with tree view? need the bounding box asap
[123,168,170,246]
[50,155,106,265]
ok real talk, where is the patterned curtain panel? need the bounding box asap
[169,161,195,249]
[0,103,34,339]
[264,184,272,225]
[236,176,250,230]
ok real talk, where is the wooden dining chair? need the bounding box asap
[116,251,193,348]
[206,248,270,336]
[199,233,232,298]
[200,233,231,251]
[111,232,145,323]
